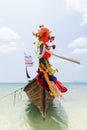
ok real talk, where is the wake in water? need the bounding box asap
[24,99,68,130]
[0,95,68,130]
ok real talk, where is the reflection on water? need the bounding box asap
[24,99,68,130]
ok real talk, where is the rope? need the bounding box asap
[0,87,24,103]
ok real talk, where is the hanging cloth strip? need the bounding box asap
[35,75,50,91]
[38,67,58,96]
[36,69,50,92]
[48,75,68,93]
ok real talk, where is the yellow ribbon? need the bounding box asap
[39,67,58,96]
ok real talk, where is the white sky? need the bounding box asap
[0,0,87,82]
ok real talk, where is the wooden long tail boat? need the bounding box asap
[24,25,72,119]
[24,78,54,119]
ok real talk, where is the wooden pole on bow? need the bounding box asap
[51,53,81,64]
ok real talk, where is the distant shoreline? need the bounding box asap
[0,81,87,84]
[63,81,87,84]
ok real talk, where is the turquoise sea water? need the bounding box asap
[0,82,87,130]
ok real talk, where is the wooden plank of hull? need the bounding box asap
[24,78,54,119]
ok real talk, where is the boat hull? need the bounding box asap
[24,78,54,119]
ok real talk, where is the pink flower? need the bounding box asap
[50,36,55,42]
